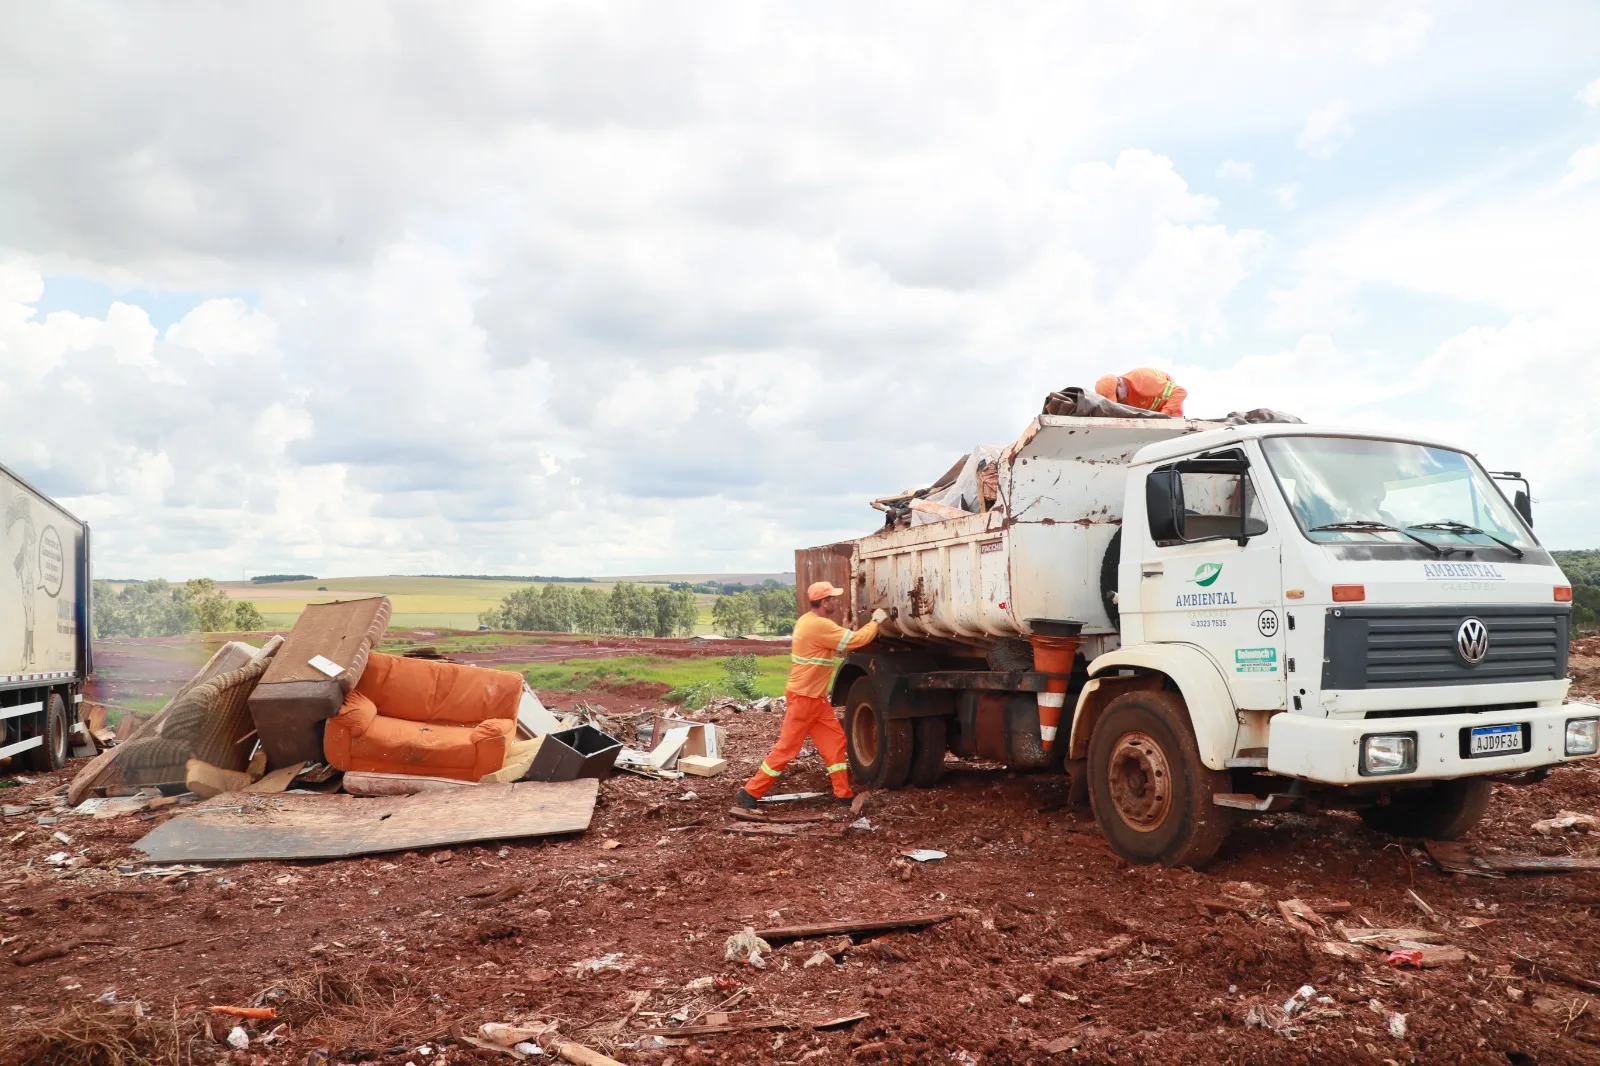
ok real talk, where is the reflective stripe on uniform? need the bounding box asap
[834,629,854,655]
[792,654,836,666]
[826,762,849,775]
[1151,379,1175,410]
[758,762,781,777]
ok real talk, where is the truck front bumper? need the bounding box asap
[1266,703,1599,785]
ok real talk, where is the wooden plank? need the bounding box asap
[342,770,477,796]
[132,779,597,862]
[1477,853,1600,873]
[727,809,833,825]
[723,824,798,837]
[753,912,955,942]
[1425,840,1504,878]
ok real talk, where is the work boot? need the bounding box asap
[836,796,853,807]
[735,788,760,810]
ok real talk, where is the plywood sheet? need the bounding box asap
[132,778,597,862]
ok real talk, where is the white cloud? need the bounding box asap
[0,2,1596,574]
[1263,275,1362,333]
[1215,159,1254,182]
[1580,76,1600,109]
[1558,142,1600,191]
[1297,100,1355,159]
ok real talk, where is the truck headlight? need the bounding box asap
[1566,718,1599,757]
[1361,733,1416,776]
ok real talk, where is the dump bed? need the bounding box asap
[0,463,91,685]
[797,416,1221,650]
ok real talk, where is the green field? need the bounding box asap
[513,653,790,700]
[218,576,723,632]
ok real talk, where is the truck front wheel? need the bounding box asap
[1358,779,1492,840]
[1087,690,1233,867]
[24,693,70,772]
[845,677,913,790]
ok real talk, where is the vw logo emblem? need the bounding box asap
[1456,617,1489,665]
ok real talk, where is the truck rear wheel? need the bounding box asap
[909,714,947,788]
[845,677,912,790]
[1358,779,1492,840]
[24,694,70,772]
[1087,690,1232,867]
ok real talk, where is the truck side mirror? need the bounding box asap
[1145,467,1184,543]
[1514,489,1533,528]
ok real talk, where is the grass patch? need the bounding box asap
[507,654,789,700]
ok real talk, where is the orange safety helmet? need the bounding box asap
[1094,375,1122,402]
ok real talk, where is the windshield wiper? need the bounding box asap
[1308,520,1455,557]
[1407,521,1525,559]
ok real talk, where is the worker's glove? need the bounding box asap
[871,608,889,624]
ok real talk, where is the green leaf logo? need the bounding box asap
[1191,562,1223,587]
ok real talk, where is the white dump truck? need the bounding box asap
[797,414,1595,866]
[0,461,93,772]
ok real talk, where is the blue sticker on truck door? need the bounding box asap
[1235,647,1278,673]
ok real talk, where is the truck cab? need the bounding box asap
[1082,424,1593,862]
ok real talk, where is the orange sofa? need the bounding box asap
[323,652,521,781]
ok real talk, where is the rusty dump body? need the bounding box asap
[796,414,1223,659]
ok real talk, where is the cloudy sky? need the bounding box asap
[2,2,1597,579]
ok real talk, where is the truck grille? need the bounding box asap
[1322,605,1569,690]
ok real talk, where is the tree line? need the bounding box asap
[479,581,699,637]
[93,578,266,638]
[710,587,796,637]
[479,581,798,638]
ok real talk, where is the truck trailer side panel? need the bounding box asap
[0,464,89,686]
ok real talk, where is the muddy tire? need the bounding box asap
[909,714,948,788]
[1100,528,1122,631]
[24,693,70,772]
[1087,689,1232,867]
[845,677,912,790]
[1358,779,1492,840]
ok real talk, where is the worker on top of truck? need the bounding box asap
[736,582,887,809]
[1095,367,1187,416]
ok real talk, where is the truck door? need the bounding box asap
[1136,450,1286,711]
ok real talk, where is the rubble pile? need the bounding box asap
[1,633,1597,1063]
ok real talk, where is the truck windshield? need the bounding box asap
[1260,436,1537,551]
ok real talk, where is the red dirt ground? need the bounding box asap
[3,640,1598,1065]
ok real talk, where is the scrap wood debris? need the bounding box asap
[751,912,956,942]
[1427,838,1600,875]
[1532,810,1599,836]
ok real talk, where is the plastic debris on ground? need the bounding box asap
[725,926,772,969]
[1282,984,1316,1017]
[903,849,946,861]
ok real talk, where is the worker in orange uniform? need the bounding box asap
[1094,368,1187,416]
[736,581,887,809]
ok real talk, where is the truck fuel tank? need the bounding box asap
[951,690,1061,769]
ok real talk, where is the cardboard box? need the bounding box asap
[649,716,722,770]
[679,755,727,777]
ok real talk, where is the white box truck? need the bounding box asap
[0,462,92,772]
[798,415,1596,866]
